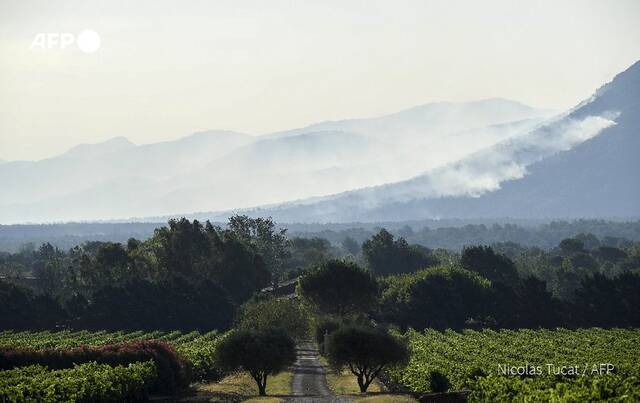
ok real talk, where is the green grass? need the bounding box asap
[356,395,418,403]
[325,367,382,394]
[319,354,418,402]
[196,371,291,402]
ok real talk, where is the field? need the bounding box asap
[3,328,640,402]
[0,329,224,401]
[387,328,640,401]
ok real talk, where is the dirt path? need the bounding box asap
[286,342,351,403]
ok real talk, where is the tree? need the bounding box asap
[285,237,333,276]
[566,252,599,272]
[461,245,519,286]
[559,238,585,255]
[215,329,296,396]
[362,229,438,276]
[236,296,310,340]
[153,218,211,276]
[572,272,640,327]
[341,237,361,256]
[327,325,408,392]
[595,246,628,264]
[81,277,234,331]
[227,215,290,286]
[146,218,271,304]
[94,242,131,286]
[490,276,560,328]
[214,235,271,303]
[299,260,378,316]
[0,280,65,330]
[380,266,491,330]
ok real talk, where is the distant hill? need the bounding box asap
[267,98,553,144]
[0,99,551,223]
[231,60,639,222]
[0,130,253,204]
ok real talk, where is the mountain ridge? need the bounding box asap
[206,60,639,223]
[0,95,591,223]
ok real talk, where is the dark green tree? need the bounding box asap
[341,237,361,256]
[327,325,408,392]
[380,266,491,330]
[559,238,585,255]
[153,218,211,276]
[285,237,334,275]
[214,235,271,303]
[595,246,628,264]
[236,296,310,340]
[0,280,65,330]
[566,252,599,272]
[362,229,438,276]
[228,215,290,286]
[461,245,519,286]
[299,260,378,316]
[490,276,560,328]
[215,329,296,396]
[572,272,640,327]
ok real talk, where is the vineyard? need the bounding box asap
[3,328,640,401]
[388,328,640,401]
[0,362,155,402]
[0,330,224,402]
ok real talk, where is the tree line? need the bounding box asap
[1,217,639,331]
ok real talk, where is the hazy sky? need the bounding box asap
[1,0,639,161]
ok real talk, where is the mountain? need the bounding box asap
[159,100,553,213]
[187,131,388,176]
[231,60,640,222]
[146,131,392,214]
[268,98,553,144]
[0,98,553,223]
[0,131,255,222]
[61,136,136,158]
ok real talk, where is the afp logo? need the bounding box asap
[30,30,101,53]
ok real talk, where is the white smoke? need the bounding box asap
[353,114,617,206]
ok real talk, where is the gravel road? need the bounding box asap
[286,342,352,403]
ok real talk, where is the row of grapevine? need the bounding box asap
[0,329,184,349]
[387,328,640,401]
[173,331,225,380]
[0,329,226,401]
[0,361,155,402]
[469,373,640,401]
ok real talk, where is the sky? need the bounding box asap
[0,0,639,161]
